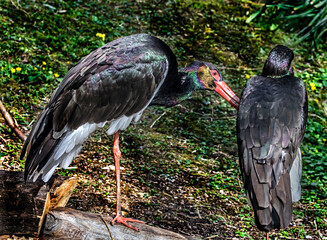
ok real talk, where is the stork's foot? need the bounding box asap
[111,214,145,231]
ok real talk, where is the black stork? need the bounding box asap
[236,45,308,239]
[21,33,240,230]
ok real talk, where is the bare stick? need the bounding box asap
[99,212,114,240]
[10,0,30,16]
[0,100,27,141]
[216,66,261,71]
[150,111,166,128]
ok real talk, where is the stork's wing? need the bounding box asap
[22,34,172,181]
[237,75,307,231]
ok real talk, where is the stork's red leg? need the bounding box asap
[111,131,144,231]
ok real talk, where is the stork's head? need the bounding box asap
[262,45,294,78]
[188,61,240,109]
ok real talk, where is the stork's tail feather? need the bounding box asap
[22,107,99,182]
[249,170,293,232]
[21,108,55,182]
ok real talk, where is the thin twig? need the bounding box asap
[10,0,30,16]
[216,66,261,71]
[241,0,265,7]
[99,212,114,240]
[308,113,327,123]
[150,111,166,128]
[205,235,221,239]
[0,135,7,143]
[0,100,27,141]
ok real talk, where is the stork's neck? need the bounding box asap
[262,65,293,78]
[262,45,294,78]
[263,73,293,79]
[150,69,201,107]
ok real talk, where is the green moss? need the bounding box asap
[0,0,326,238]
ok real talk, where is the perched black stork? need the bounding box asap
[236,45,308,239]
[21,33,240,230]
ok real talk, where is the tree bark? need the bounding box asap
[44,207,196,240]
[0,170,75,237]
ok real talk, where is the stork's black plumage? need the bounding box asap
[21,33,239,230]
[237,45,308,233]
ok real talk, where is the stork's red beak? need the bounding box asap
[214,81,240,110]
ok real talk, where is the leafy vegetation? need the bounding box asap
[246,0,327,48]
[0,0,326,239]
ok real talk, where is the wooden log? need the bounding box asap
[0,170,75,237]
[0,171,197,239]
[44,207,196,240]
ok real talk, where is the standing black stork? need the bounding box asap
[236,45,308,239]
[21,33,240,231]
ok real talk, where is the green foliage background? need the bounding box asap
[246,0,327,48]
[0,0,326,239]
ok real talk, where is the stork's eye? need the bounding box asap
[210,70,220,81]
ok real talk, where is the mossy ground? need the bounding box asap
[0,1,326,239]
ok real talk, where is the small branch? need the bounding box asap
[308,113,327,123]
[0,135,6,143]
[150,111,166,128]
[10,0,30,16]
[99,212,114,240]
[0,100,27,141]
[240,0,265,7]
[216,66,261,71]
